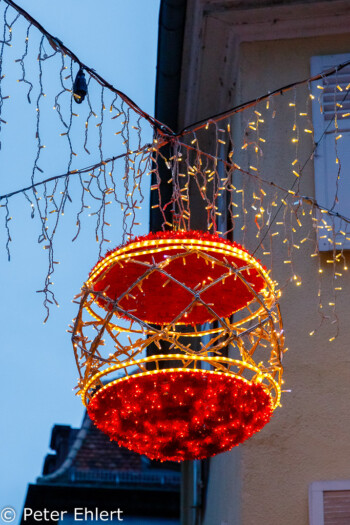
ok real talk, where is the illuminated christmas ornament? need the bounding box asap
[71,230,285,461]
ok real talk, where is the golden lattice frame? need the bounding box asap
[71,237,285,410]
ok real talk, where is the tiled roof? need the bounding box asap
[74,419,143,472]
[40,411,180,487]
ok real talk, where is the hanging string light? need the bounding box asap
[1,0,350,336]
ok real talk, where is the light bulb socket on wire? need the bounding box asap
[73,68,87,104]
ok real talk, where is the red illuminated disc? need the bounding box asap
[88,231,269,325]
[87,370,273,462]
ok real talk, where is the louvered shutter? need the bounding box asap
[324,490,350,524]
[309,482,350,525]
[311,54,350,251]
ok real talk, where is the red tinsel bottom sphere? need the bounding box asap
[87,370,273,461]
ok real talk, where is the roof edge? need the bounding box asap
[37,413,90,483]
[155,0,188,133]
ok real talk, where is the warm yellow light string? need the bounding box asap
[0,0,348,340]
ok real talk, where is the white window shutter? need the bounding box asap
[310,53,350,251]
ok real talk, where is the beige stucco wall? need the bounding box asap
[181,12,350,525]
[238,34,350,525]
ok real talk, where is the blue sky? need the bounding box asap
[0,0,160,520]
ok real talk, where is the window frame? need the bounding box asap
[309,480,350,525]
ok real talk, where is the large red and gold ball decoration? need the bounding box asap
[71,230,285,461]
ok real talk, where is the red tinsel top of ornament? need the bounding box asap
[87,230,270,326]
[87,370,273,462]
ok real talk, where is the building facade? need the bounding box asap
[156,2,350,525]
[21,413,180,524]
